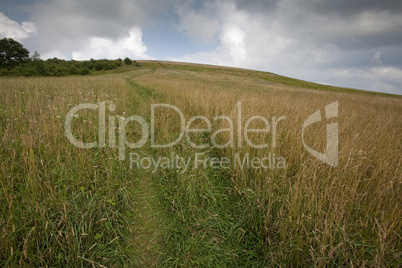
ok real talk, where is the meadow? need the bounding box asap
[1,61,401,267]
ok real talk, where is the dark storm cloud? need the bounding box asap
[232,0,402,66]
[233,0,402,15]
[234,0,280,13]
[380,47,402,68]
[233,0,402,41]
[174,0,402,94]
[304,0,402,16]
[29,0,168,38]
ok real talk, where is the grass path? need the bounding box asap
[124,71,163,267]
[130,169,161,267]
[124,70,264,266]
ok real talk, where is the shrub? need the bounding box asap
[68,65,79,75]
[94,62,103,71]
[80,67,90,75]
[16,64,39,76]
[124,57,132,65]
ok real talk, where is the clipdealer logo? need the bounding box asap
[302,101,339,167]
[64,101,339,169]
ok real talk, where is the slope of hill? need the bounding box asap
[1,61,401,267]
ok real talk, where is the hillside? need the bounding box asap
[139,60,401,96]
[1,61,401,267]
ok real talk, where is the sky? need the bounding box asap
[1,0,402,95]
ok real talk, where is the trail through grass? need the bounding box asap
[124,72,162,267]
[127,155,161,267]
[126,71,268,266]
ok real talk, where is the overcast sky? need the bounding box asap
[1,0,402,95]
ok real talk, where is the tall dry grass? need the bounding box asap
[135,65,402,266]
[0,74,142,266]
[1,63,400,266]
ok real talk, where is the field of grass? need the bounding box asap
[1,61,401,267]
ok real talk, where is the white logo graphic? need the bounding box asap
[302,101,338,167]
[64,102,286,161]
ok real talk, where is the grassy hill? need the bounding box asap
[1,61,401,267]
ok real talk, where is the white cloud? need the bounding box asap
[41,50,68,60]
[178,11,220,44]
[21,0,168,60]
[221,26,246,62]
[0,12,37,41]
[72,28,152,60]
[327,67,402,95]
[171,2,250,67]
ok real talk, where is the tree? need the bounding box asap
[124,57,132,65]
[0,38,30,68]
[31,51,41,61]
[29,51,48,76]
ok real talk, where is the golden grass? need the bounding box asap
[135,65,402,266]
[0,74,143,266]
[1,62,401,266]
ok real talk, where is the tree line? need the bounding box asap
[0,38,139,77]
